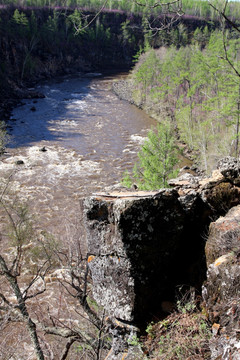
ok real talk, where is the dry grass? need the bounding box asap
[142,304,211,360]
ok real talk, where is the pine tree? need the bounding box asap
[123,123,179,190]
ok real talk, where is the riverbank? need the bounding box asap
[0,84,46,121]
[112,77,198,173]
[0,5,140,124]
[119,41,240,174]
[0,4,220,129]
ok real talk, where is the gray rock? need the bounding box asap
[84,190,186,326]
[168,172,200,188]
[112,80,134,103]
[83,160,240,358]
[209,335,240,360]
[217,156,240,184]
[83,188,211,356]
[178,190,199,212]
[88,255,134,321]
[204,205,240,360]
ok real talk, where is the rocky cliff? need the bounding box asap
[83,157,240,359]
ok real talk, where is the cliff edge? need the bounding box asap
[83,156,240,359]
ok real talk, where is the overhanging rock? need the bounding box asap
[83,189,209,327]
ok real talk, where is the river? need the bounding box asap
[0,72,156,240]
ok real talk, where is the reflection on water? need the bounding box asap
[2,73,156,238]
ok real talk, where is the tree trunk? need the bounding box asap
[0,255,45,360]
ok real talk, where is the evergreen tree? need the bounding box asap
[123,123,179,190]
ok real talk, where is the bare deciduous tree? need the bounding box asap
[0,183,111,359]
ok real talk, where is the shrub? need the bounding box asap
[143,299,211,359]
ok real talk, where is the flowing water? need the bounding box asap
[1,72,156,239]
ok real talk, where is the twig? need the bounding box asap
[75,0,108,34]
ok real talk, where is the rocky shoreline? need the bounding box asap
[0,86,45,122]
[112,79,134,104]
[0,62,90,124]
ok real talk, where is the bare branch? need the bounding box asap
[70,270,102,330]
[0,250,44,360]
[22,262,50,301]
[0,291,11,307]
[75,0,109,34]
[134,0,181,8]
[23,283,46,301]
[41,320,97,358]
[60,337,78,360]
[145,12,183,34]
[208,0,240,33]
[212,0,240,79]
[221,38,240,78]
[96,310,106,360]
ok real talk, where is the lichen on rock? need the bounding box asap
[83,158,240,358]
[204,205,240,360]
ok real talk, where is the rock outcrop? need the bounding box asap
[203,205,240,360]
[84,189,209,359]
[85,190,187,323]
[83,157,240,359]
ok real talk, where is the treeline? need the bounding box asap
[129,28,240,172]
[0,6,143,93]
[0,3,216,93]
[1,0,240,21]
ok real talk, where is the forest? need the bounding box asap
[0,0,240,20]
[0,0,220,99]
[127,27,240,175]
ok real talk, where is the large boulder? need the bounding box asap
[203,205,240,360]
[83,157,240,358]
[84,190,186,325]
[217,156,240,185]
[83,189,211,357]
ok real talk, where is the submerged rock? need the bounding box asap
[15,159,24,165]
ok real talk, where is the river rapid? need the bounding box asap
[0,72,156,240]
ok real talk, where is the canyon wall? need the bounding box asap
[0,6,216,108]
